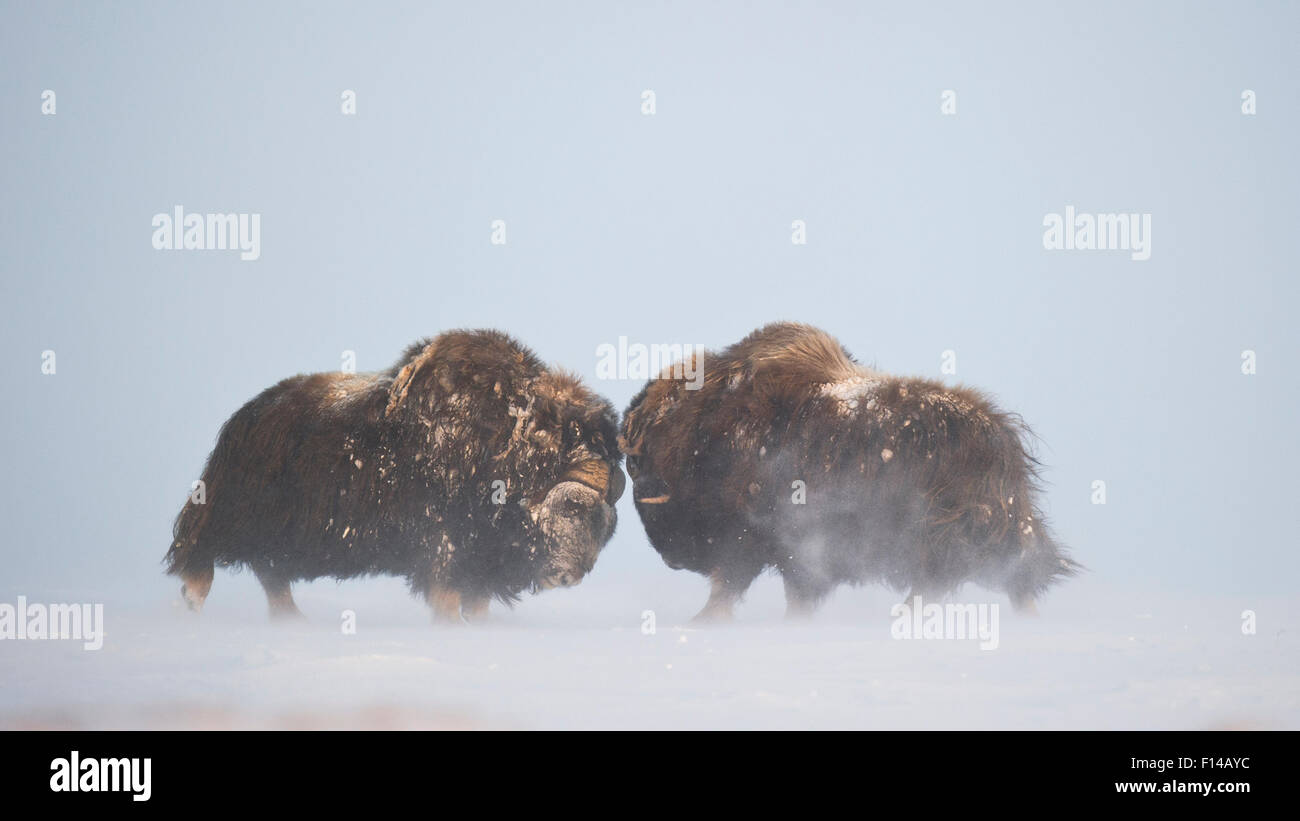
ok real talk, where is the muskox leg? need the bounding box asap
[901,586,937,610]
[1010,593,1039,616]
[255,571,303,619]
[782,575,827,620]
[179,564,214,612]
[426,585,463,624]
[691,565,761,624]
[460,595,490,623]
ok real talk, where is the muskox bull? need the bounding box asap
[165,329,624,622]
[619,322,1077,621]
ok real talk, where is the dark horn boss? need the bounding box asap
[165,329,624,622]
[619,322,1078,621]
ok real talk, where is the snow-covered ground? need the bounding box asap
[2,571,1295,730]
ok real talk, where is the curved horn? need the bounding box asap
[607,465,626,504]
[562,460,612,499]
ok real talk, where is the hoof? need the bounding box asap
[690,606,734,625]
[784,604,817,621]
[180,584,203,613]
[1012,598,1039,616]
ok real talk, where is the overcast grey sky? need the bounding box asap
[2,0,1296,609]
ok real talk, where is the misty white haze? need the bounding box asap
[1,1,1297,729]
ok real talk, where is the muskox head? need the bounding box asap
[618,364,712,573]
[382,330,626,596]
[513,371,625,590]
[531,458,624,588]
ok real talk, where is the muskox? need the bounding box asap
[165,329,624,622]
[619,322,1078,621]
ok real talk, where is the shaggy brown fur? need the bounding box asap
[620,322,1077,621]
[165,329,623,622]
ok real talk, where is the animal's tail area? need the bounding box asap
[164,490,213,577]
[1003,524,1082,608]
[918,505,1079,606]
[164,391,267,580]
[164,485,219,612]
[993,416,1083,596]
[164,406,254,601]
[922,412,1080,589]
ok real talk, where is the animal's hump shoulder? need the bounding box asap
[386,337,434,377]
[403,330,545,384]
[384,329,545,416]
[723,322,863,391]
[389,330,542,378]
[431,329,545,381]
